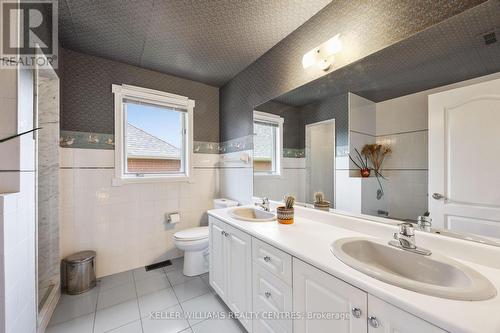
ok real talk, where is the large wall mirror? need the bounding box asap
[253,5,500,245]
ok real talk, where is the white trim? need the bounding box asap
[305,119,336,208]
[112,84,194,185]
[253,111,284,177]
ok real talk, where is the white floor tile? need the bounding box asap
[166,270,198,286]
[46,313,94,333]
[107,320,143,333]
[98,271,135,291]
[97,282,137,310]
[135,274,171,297]
[59,287,99,305]
[191,317,246,333]
[49,295,96,325]
[138,288,179,318]
[172,278,210,302]
[141,304,190,333]
[163,258,184,273]
[133,267,167,282]
[199,273,209,287]
[181,293,228,325]
[94,299,140,333]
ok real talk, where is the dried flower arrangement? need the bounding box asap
[361,144,392,174]
[348,148,371,177]
[349,144,392,199]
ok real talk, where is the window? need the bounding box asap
[112,84,194,184]
[253,111,283,176]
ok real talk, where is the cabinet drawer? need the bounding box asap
[252,238,292,284]
[253,263,292,333]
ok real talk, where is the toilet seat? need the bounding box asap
[174,226,209,242]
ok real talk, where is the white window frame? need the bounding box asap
[112,84,194,185]
[253,111,284,178]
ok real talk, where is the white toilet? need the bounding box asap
[173,198,238,276]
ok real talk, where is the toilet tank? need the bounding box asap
[213,198,238,209]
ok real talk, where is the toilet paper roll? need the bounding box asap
[167,212,180,224]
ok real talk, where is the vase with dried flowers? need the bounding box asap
[361,144,392,199]
[348,148,371,177]
[277,194,295,224]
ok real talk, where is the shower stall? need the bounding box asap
[35,61,60,328]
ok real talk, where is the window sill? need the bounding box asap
[112,175,193,186]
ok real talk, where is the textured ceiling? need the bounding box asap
[58,0,331,87]
[270,0,500,106]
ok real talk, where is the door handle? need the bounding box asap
[432,193,446,200]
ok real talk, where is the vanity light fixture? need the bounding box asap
[302,34,342,71]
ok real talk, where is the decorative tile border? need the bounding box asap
[193,141,220,154]
[283,148,305,158]
[61,130,221,154]
[60,130,115,150]
[218,135,253,154]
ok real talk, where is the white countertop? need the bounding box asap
[208,206,500,333]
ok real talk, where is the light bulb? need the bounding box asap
[302,47,319,69]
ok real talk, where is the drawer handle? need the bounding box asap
[351,307,362,318]
[265,291,271,298]
[368,316,380,328]
[263,256,271,262]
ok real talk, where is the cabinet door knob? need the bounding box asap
[221,230,225,235]
[224,231,230,237]
[263,256,271,262]
[368,316,380,328]
[265,291,271,298]
[351,307,362,318]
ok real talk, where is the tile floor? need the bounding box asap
[47,258,246,333]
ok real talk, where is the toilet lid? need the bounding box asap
[174,226,209,241]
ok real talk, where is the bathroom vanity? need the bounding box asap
[208,205,500,333]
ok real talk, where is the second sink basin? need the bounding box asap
[331,237,496,301]
[228,207,276,222]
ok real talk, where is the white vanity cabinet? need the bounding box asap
[252,238,293,333]
[293,258,368,333]
[209,216,448,333]
[208,216,253,332]
[367,295,446,333]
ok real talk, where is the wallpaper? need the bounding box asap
[219,0,486,142]
[60,48,220,143]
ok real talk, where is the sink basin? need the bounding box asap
[331,237,496,301]
[228,207,276,222]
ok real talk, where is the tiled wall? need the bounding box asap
[372,72,500,220]
[0,67,37,333]
[59,148,220,277]
[254,158,306,203]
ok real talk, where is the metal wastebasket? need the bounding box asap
[62,250,96,295]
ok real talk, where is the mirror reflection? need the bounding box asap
[253,12,500,243]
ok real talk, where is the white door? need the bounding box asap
[293,258,367,333]
[429,78,500,238]
[367,296,445,333]
[208,217,227,298]
[226,223,253,332]
[306,119,336,206]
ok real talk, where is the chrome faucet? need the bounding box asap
[417,213,432,232]
[389,223,432,255]
[255,197,270,212]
